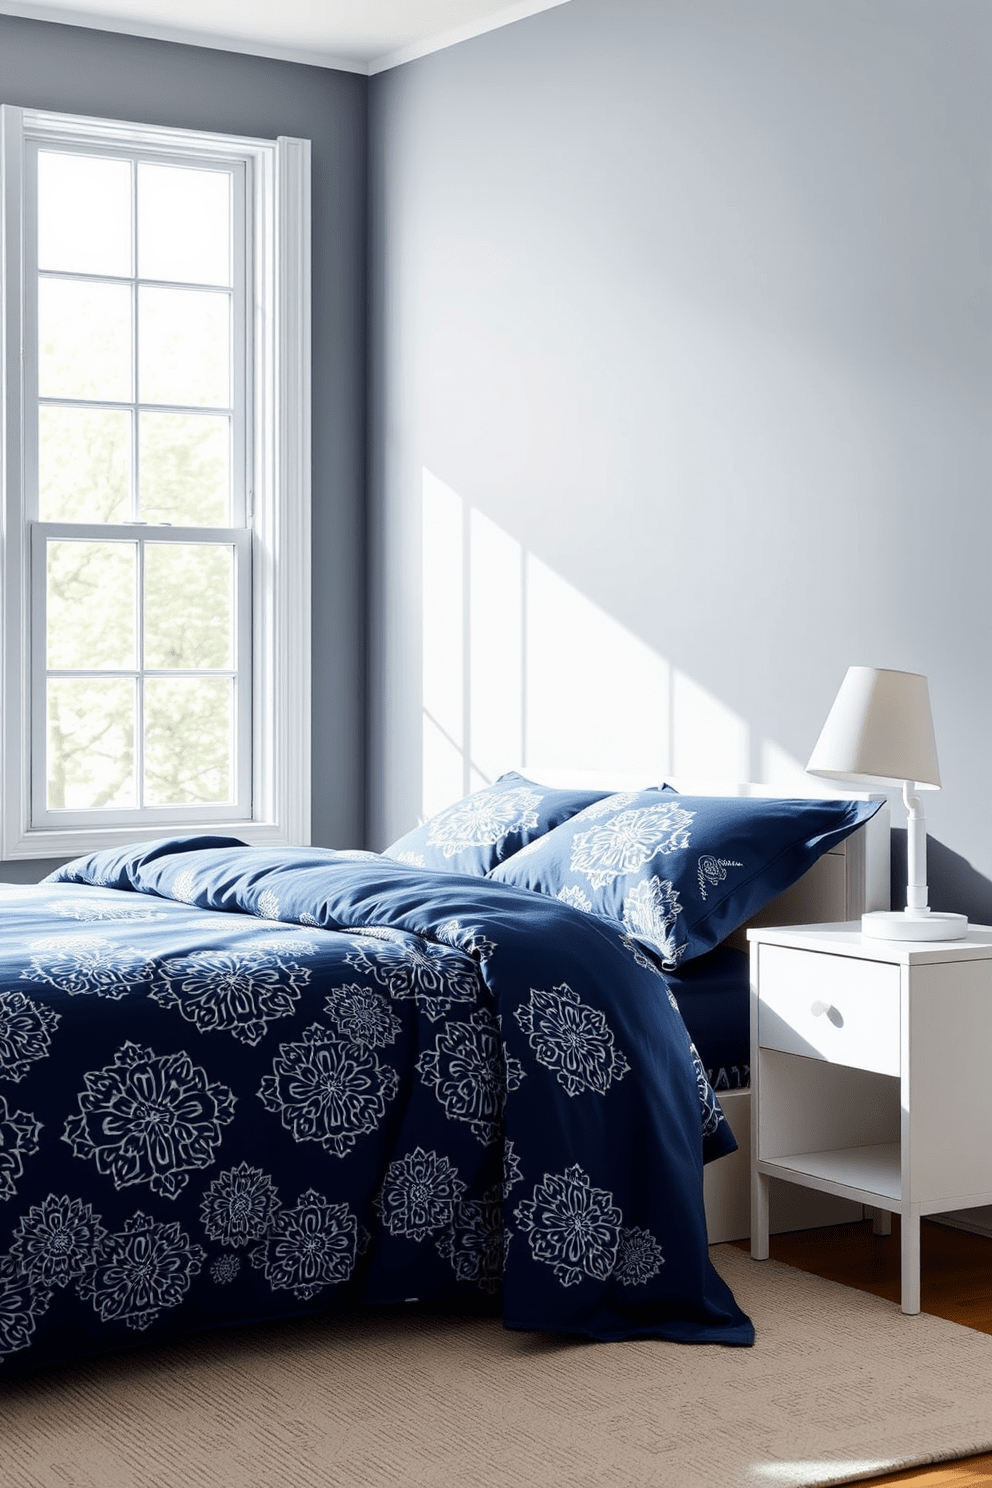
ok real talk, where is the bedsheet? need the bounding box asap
[0,838,752,1374]
[665,944,751,1091]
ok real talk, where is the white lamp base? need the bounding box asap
[862,909,969,942]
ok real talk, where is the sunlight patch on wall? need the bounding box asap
[421,469,806,817]
[525,552,668,773]
[761,737,823,795]
[421,472,465,818]
[469,506,523,790]
[669,668,749,778]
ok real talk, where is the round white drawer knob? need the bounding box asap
[811,1000,832,1017]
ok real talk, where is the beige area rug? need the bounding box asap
[4,1245,992,1488]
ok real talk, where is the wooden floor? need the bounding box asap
[731,1218,992,1485]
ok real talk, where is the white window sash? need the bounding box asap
[31,521,253,829]
[0,106,311,858]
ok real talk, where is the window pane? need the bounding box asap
[139,412,229,525]
[39,406,131,523]
[48,677,135,809]
[144,544,233,670]
[47,540,136,670]
[39,279,132,402]
[144,677,232,805]
[38,151,131,278]
[138,287,230,408]
[138,163,231,286]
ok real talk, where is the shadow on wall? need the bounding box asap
[421,468,815,819]
[891,830,992,923]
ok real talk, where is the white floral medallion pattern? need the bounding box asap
[437,1195,507,1292]
[416,1009,524,1146]
[556,885,592,913]
[211,1253,241,1284]
[49,898,169,921]
[500,1139,524,1197]
[513,984,630,1097]
[211,1249,239,1285]
[435,921,498,966]
[425,787,543,858]
[375,1148,466,1242]
[344,936,480,1023]
[171,868,199,904]
[10,1194,107,1286]
[690,1045,725,1138]
[149,948,313,1046]
[0,1252,52,1364]
[323,983,402,1049]
[199,1162,281,1247]
[63,1041,237,1199]
[256,889,282,920]
[20,937,153,1000]
[514,1164,622,1287]
[0,1094,41,1200]
[250,1189,361,1300]
[569,803,695,888]
[0,990,60,1083]
[696,855,744,901]
[257,1022,399,1157]
[77,1211,206,1330]
[612,1226,665,1286]
[621,876,685,966]
[571,792,639,820]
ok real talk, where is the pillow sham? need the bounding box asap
[488,791,883,967]
[382,771,660,876]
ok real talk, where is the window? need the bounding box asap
[1,108,311,857]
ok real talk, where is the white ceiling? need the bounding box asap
[0,0,571,72]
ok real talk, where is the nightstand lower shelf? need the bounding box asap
[753,1149,992,1314]
[761,1143,901,1204]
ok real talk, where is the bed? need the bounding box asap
[0,775,886,1375]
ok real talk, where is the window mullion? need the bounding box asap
[131,155,139,523]
[135,536,145,811]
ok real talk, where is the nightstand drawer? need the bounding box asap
[757,945,900,1076]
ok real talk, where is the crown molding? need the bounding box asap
[0,1,369,73]
[366,0,572,75]
[0,0,573,76]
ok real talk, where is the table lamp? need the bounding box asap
[806,666,968,941]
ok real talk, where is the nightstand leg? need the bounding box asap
[901,1210,921,1315]
[867,1206,892,1237]
[751,1171,769,1259]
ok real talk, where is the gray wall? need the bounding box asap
[0,14,367,879]
[368,0,992,916]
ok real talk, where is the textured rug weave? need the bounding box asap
[5,1245,992,1488]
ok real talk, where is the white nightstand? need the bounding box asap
[748,922,992,1314]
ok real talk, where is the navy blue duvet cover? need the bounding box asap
[0,839,752,1375]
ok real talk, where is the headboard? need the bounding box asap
[517,767,891,936]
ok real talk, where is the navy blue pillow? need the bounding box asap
[488,791,883,966]
[382,772,659,876]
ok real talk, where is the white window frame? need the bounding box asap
[1,106,311,858]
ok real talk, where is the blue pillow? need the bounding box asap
[382,772,659,876]
[488,791,882,966]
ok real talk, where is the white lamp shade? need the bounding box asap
[806,666,941,789]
